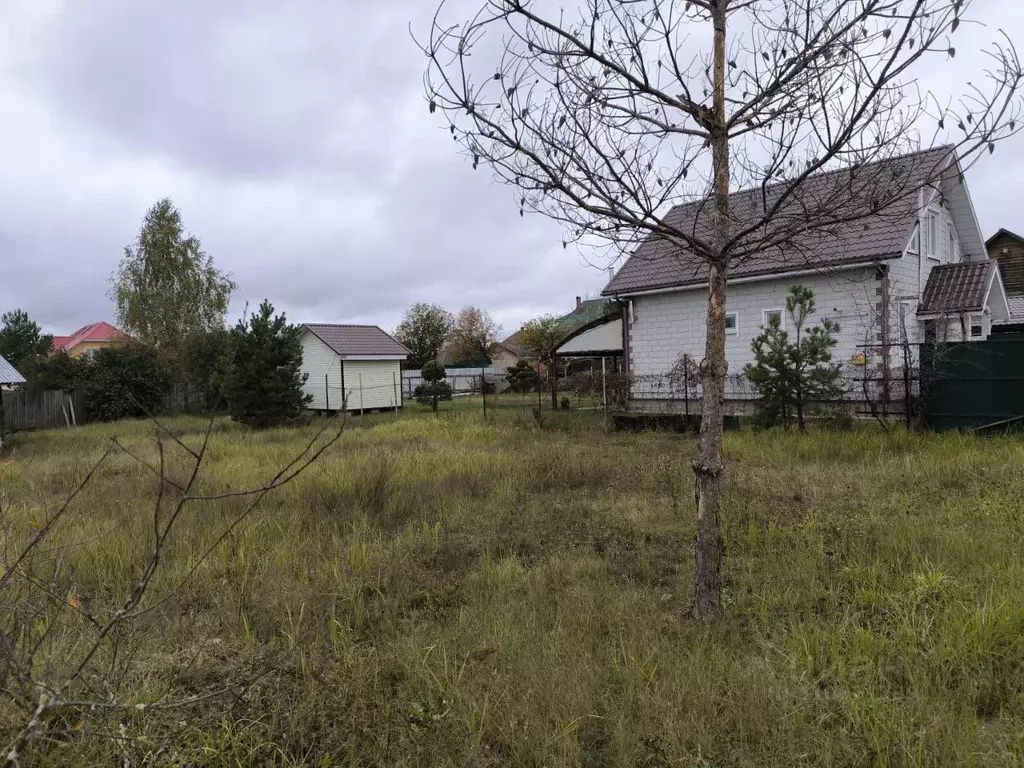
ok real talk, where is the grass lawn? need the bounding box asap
[2,413,1023,765]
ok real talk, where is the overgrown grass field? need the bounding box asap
[2,412,1023,765]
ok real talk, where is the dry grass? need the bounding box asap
[2,412,1024,766]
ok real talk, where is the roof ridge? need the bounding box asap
[693,144,956,203]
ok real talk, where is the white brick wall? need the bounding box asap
[628,266,881,381]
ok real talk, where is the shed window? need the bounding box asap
[969,315,984,340]
[725,312,738,336]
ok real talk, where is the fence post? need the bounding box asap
[359,374,364,416]
[683,354,690,420]
[325,374,330,412]
[393,371,399,415]
[481,367,487,419]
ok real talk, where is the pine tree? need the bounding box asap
[0,310,53,368]
[223,301,310,428]
[745,285,844,430]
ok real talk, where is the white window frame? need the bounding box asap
[762,308,784,330]
[968,314,985,340]
[724,311,738,336]
[906,224,920,254]
[925,208,941,261]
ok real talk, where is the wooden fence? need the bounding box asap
[1,389,86,432]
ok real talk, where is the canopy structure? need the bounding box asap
[0,355,25,385]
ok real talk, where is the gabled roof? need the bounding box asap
[52,321,130,353]
[918,262,995,315]
[985,228,1024,248]
[603,145,957,296]
[0,355,26,385]
[302,324,409,357]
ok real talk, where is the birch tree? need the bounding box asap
[420,0,1023,619]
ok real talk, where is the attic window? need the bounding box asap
[725,312,738,336]
[969,315,984,340]
[908,227,920,254]
[925,210,940,260]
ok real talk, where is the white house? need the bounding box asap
[299,324,409,413]
[602,145,1012,412]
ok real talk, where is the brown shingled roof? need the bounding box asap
[303,324,409,357]
[603,146,957,296]
[918,262,995,315]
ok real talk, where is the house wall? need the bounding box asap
[489,346,520,371]
[66,340,129,359]
[627,266,881,385]
[345,360,402,410]
[300,332,341,411]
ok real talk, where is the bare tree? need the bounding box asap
[447,306,502,364]
[419,0,1023,619]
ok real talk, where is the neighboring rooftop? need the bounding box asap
[1002,295,1024,325]
[986,228,1024,296]
[604,145,957,296]
[302,324,409,357]
[52,322,131,353]
[502,297,619,355]
[918,262,995,315]
[0,354,26,385]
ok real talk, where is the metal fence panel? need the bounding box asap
[923,334,1024,431]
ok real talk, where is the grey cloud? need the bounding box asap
[0,0,1020,340]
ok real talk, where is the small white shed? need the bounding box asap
[300,324,409,413]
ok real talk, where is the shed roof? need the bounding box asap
[918,262,995,315]
[603,145,957,296]
[0,355,26,385]
[302,324,409,357]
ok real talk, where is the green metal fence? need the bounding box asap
[922,333,1024,432]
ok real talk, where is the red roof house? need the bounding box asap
[52,322,132,358]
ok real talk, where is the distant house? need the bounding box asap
[299,324,409,413]
[486,341,521,371]
[52,322,131,359]
[987,228,1024,297]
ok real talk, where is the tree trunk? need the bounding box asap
[692,1,728,622]
[795,325,805,431]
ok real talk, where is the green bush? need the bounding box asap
[20,352,90,394]
[506,359,540,393]
[84,344,173,422]
[414,381,453,407]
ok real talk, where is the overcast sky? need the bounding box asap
[1,1,1022,338]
